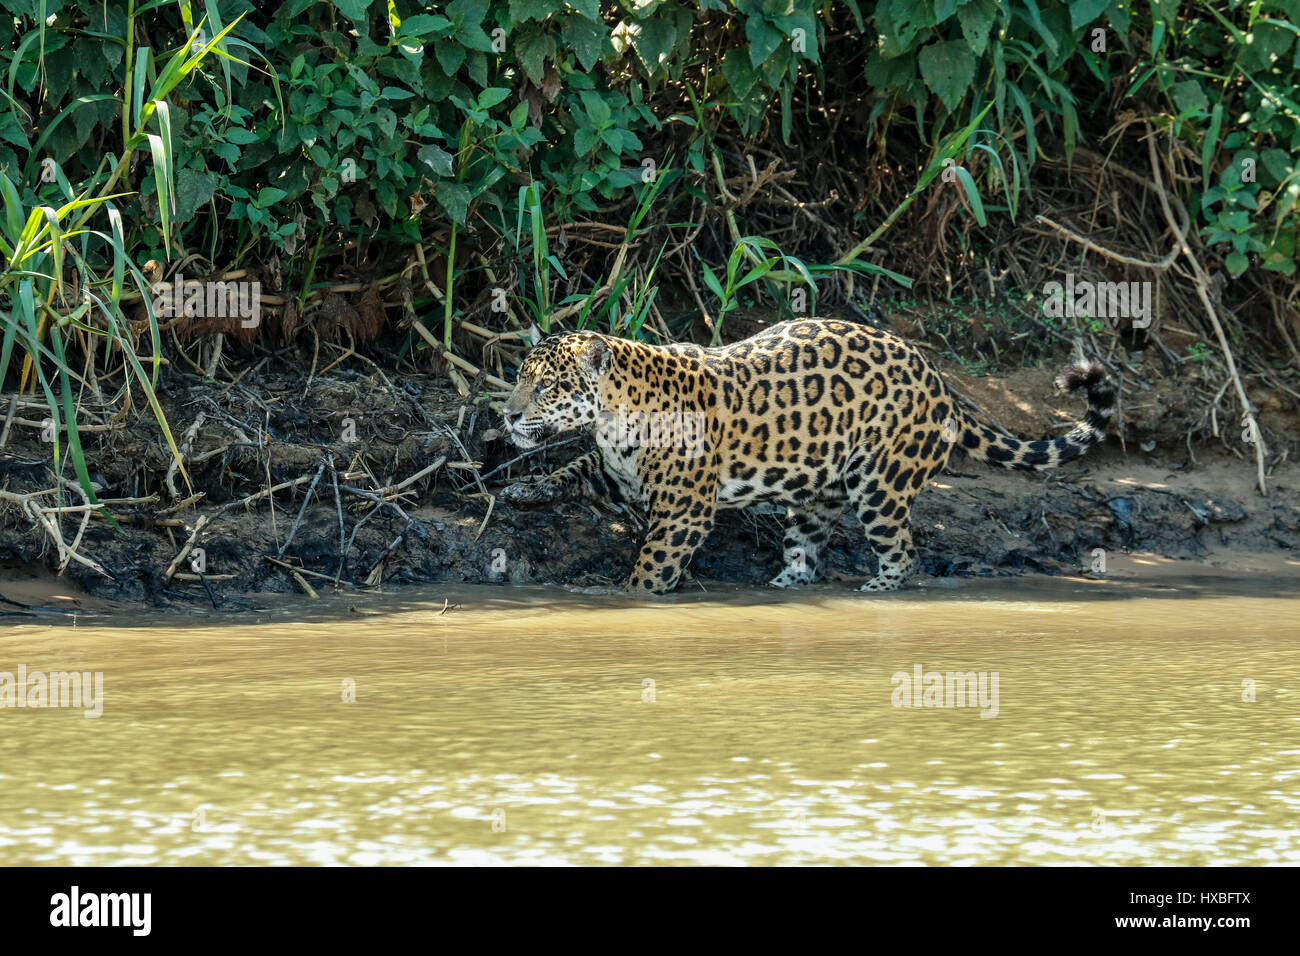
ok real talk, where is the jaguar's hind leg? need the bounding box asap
[859,513,917,591]
[844,446,944,592]
[769,495,845,588]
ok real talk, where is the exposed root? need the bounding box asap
[0,485,155,578]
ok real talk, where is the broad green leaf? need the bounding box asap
[580,90,611,125]
[401,14,451,38]
[418,144,454,177]
[563,16,610,71]
[745,16,785,68]
[435,181,472,223]
[635,16,678,74]
[509,0,555,22]
[333,0,372,22]
[918,40,976,112]
[1069,0,1109,28]
[173,168,217,223]
[957,0,998,57]
[1171,79,1208,115]
[477,86,512,109]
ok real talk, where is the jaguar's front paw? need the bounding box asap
[498,479,557,505]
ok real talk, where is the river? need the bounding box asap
[1,568,1297,865]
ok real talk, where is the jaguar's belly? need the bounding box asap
[715,460,830,509]
[716,479,784,508]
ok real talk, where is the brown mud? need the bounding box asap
[1,309,1297,613]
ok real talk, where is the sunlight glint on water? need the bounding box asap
[1,579,1296,865]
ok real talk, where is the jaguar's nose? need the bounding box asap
[503,410,521,428]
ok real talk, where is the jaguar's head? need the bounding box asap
[502,332,614,449]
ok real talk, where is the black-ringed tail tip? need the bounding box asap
[956,361,1116,472]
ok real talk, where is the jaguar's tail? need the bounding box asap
[954,362,1116,471]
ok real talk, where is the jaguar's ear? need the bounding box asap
[580,336,613,377]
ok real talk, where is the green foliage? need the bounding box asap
[0,9,242,503]
[1155,2,1300,277]
[0,0,1295,374]
[697,235,784,344]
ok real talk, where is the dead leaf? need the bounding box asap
[542,65,562,103]
[354,285,386,342]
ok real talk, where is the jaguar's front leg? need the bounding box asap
[498,450,606,504]
[626,485,717,595]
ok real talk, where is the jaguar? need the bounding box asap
[498,318,1115,594]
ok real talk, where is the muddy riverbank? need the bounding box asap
[1,314,1297,612]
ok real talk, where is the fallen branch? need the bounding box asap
[1145,122,1268,496]
[367,456,447,497]
[163,515,210,582]
[1034,214,1179,270]
[328,455,346,583]
[0,486,112,577]
[407,317,514,394]
[164,411,206,500]
[276,459,328,559]
[265,555,349,588]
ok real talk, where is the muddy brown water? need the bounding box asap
[1,561,1297,865]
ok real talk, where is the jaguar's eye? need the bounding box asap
[536,376,553,391]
